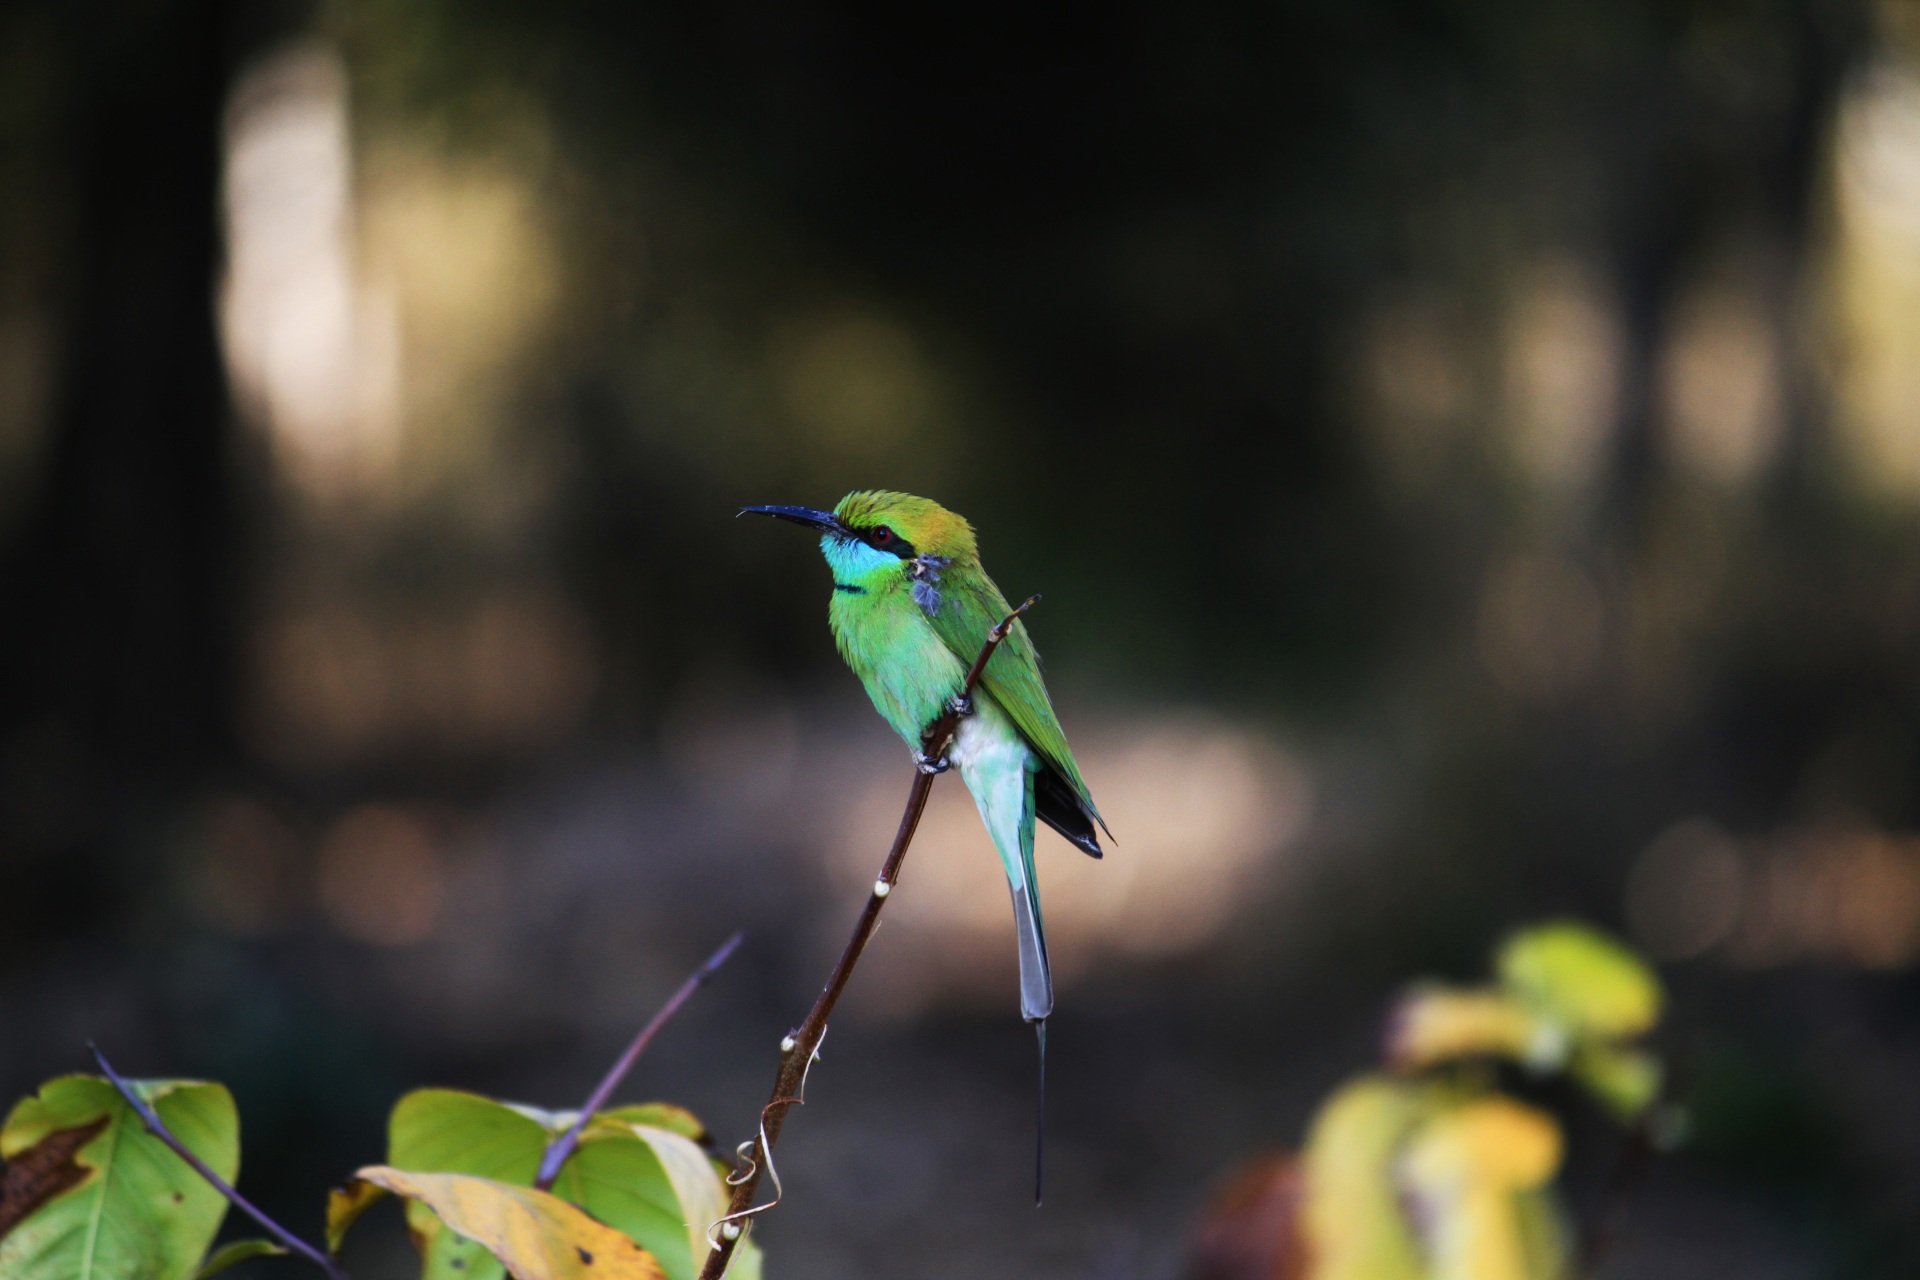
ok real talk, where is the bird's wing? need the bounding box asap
[928,567,1109,841]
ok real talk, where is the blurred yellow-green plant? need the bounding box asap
[1191,921,1671,1280]
[1390,921,1666,1121]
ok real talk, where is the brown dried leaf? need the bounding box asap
[1188,1152,1311,1280]
[0,1118,107,1240]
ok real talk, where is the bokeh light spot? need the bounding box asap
[775,314,935,456]
[191,796,301,937]
[1501,259,1622,499]
[1626,819,1745,961]
[317,804,448,946]
[1477,553,1604,701]
[831,714,1311,1015]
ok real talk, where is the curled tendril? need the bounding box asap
[706,1026,832,1251]
[799,1025,827,1091]
[707,1097,799,1249]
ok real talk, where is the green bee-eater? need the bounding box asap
[743,490,1108,1197]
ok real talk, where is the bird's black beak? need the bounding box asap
[738,504,844,534]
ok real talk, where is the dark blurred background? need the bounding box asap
[5,0,1920,1274]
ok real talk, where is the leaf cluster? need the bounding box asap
[0,1076,759,1280]
[1193,921,1672,1280]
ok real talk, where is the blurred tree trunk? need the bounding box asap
[0,1,290,928]
[1600,7,1862,537]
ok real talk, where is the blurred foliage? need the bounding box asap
[1392,921,1665,1118]
[1192,921,1666,1280]
[1301,1082,1569,1280]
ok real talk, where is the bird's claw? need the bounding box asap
[914,751,951,775]
[946,695,974,718]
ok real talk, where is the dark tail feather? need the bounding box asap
[1034,1018,1047,1208]
[1036,766,1103,858]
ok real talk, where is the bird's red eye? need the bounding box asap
[872,526,894,545]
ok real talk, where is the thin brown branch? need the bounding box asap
[1580,1055,1687,1277]
[89,1044,352,1280]
[1579,1111,1655,1277]
[534,930,745,1191]
[696,596,1039,1279]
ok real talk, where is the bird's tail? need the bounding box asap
[962,736,1053,1202]
[1008,791,1052,1206]
[1009,850,1053,1022]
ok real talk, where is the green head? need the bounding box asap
[740,490,980,597]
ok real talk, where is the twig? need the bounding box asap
[88,1044,352,1280]
[1579,1111,1655,1277]
[696,596,1039,1280]
[534,931,746,1191]
[1580,1057,1686,1277]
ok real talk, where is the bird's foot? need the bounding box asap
[946,694,974,718]
[914,750,951,775]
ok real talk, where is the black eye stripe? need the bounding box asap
[850,525,917,559]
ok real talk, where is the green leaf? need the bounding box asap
[386,1089,746,1280]
[1496,922,1662,1040]
[1569,1042,1663,1119]
[555,1119,722,1280]
[345,1166,665,1280]
[0,1074,239,1280]
[389,1091,546,1280]
[194,1239,289,1279]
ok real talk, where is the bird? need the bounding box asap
[741,490,1108,1202]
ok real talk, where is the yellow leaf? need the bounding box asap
[326,1178,387,1254]
[346,1165,667,1280]
[1300,1075,1429,1280]
[1399,1098,1568,1280]
[1401,1097,1562,1191]
[595,1104,710,1145]
[1386,986,1544,1069]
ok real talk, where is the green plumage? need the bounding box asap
[824,560,966,741]
[744,490,1107,1022]
[742,489,1106,1202]
[923,565,1101,823]
[822,488,1102,834]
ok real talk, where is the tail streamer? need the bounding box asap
[1034,1018,1047,1207]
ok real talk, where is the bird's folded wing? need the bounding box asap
[929,573,1108,836]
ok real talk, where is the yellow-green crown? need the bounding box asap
[833,490,978,559]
